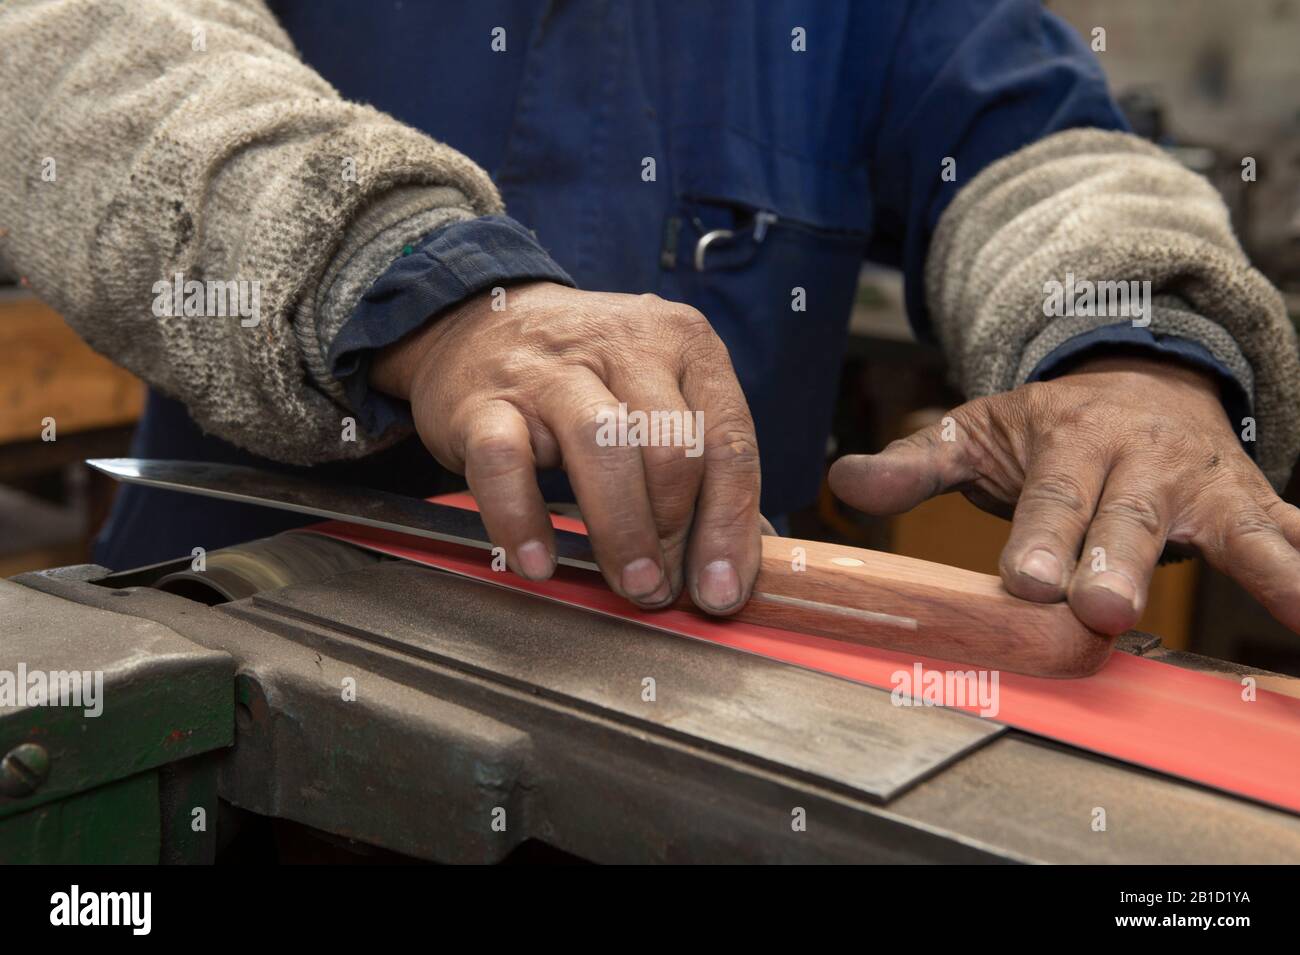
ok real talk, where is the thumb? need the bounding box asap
[829,411,979,516]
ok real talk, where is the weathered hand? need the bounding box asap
[370,280,761,613]
[829,355,1300,636]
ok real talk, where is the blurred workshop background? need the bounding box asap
[3,0,1300,673]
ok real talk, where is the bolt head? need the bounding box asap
[0,743,51,798]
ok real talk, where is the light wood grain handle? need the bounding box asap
[723,536,1115,678]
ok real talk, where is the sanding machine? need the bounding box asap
[3,460,1299,863]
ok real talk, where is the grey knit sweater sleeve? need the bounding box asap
[0,0,504,463]
[927,127,1300,490]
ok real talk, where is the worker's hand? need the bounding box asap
[829,355,1300,636]
[370,280,762,613]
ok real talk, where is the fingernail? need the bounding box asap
[1092,570,1137,608]
[1017,549,1062,588]
[516,540,554,580]
[639,577,674,608]
[697,559,741,611]
[621,557,664,599]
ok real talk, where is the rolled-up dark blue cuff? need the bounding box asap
[1027,322,1255,459]
[329,214,576,437]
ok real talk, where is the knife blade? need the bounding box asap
[85,458,599,572]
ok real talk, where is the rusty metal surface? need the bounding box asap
[16,561,1006,862]
[0,579,233,821]
[891,733,1300,863]
[243,561,1004,803]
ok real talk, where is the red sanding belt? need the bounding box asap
[301,493,1300,815]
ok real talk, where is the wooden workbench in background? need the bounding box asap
[0,289,143,573]
[0,290,142,445]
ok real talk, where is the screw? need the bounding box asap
[0,743,50,798]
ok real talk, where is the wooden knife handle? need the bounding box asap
[713,536,1115,678]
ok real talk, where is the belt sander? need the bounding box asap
[1,458,1298,864]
